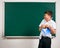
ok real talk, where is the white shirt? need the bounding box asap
[39,19,56,39]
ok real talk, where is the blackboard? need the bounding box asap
[5,2,55,37]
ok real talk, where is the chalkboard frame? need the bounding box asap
[3,2,56,39]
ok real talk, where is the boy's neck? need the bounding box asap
[45,19,52,22]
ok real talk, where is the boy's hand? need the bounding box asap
[45,24,50,28]
[41,24,46,29]
[39,24,46,31]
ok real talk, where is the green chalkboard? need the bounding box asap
[5,2,55,36]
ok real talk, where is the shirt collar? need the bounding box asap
[44,19,52,22]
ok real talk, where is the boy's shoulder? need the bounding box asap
[41,19,45,22]
[50,20,56,26]
[51,20,56,23]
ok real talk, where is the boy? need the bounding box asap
[38,11,56,48]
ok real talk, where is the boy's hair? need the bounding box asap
[44,11,52,17]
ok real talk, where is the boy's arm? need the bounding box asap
[45,24,56,34]
[49,26,56,34]
[39,24,46,31]
[39,19,46,31]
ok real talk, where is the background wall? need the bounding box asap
[0,0,60,48]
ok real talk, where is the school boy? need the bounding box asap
[38,11,56,48]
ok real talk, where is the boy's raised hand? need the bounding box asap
[45,24,51,28]
[41,24,46,29]
[45,24,49,28]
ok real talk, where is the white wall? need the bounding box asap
[0,0,60,48]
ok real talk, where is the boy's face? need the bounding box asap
[44,14,51,22]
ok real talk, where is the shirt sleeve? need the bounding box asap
[52,21,56,29]
[39,19,44,27]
